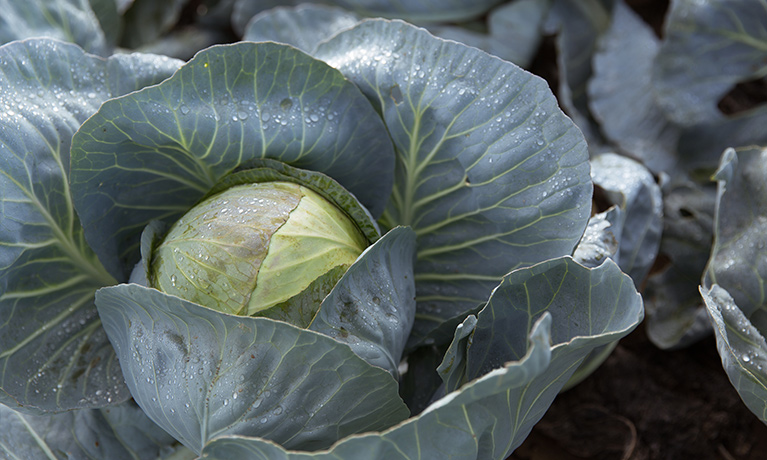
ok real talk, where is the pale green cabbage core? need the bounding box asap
[151,181,367,319]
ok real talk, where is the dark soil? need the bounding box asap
[509,324,767,460]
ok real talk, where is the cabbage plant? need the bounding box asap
[0,18,643,459]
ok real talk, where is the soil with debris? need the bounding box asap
[509,325,767,460]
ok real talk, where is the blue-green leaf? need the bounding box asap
[677,106,767,169]
[572,206,622,269]
[704,146,767,317]
[702,285,767,423]
[590,153,663,285]
[0,0,107,55]
[466,257,641,383]
[588,1,681,174]
[437,314,477,393]
[0,400,180,459]
[644,178,716,349]
[232,0,307,36]
[119,0,186,48]
[243,4,361,55]
[310,227,416,376]
[200,256,643,459]
[0,39,181,414]
[315,20,592,345]
[95,284,409,454]
[333,0,504,22]
[200,315,552,460]
[70,42,395,281]
[543,0,612,150]
[430,0,550,69]
[699,143,767,424]
[653,0,767,126]
[88,0,121,48]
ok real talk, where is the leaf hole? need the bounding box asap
[528,34,559,101]
[626,0,669,38]
[592,185,612,215]
[717,77,767,116]
[389,84,403,105]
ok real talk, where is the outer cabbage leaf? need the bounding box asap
[119,0,187,48]
[588,1,681,173]
[698,138,767,433]
[88,0,121,48]
[315,20,592,345]
[0,39,181,414]
[436,314,477,393]
[96,286,410,455]
[0,0,107,55]
[703,285,767,423]
[95,228,416,453]
[572,206,622,269]
[590,153,662,285]
[332,0,504,22]
[464,257,641,399]
[200,256,643,459]
[704,147,767,317]
[232,0,308,36]
[567,207,625,389]
[70,42,394,282]
[243,5,361,55]
[310,227,416,376]
[677,107,767,174]
[543,0,612,150]
[429,0,550,69]
[653,0,767,126]
[0,400,180,459]
[644,178,716,349]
